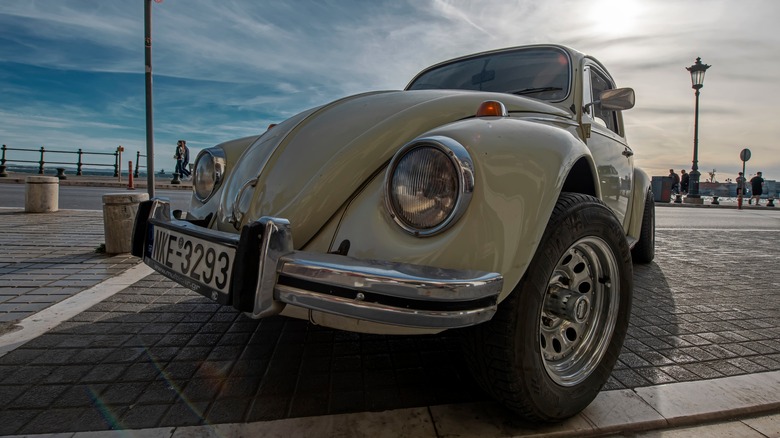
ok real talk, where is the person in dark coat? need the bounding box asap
[180,141,191,178]
[750,171,764,206]
[680,169,689,194]
[174,140,191,178]
[669,169,680,195]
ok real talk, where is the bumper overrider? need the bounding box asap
[131,198,503,329]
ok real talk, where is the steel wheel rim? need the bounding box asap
[539,236,620,386]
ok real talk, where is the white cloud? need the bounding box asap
[1,0,779,180]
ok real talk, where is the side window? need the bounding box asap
[586,67,619,134]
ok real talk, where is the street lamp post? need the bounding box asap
[685,57,711,203]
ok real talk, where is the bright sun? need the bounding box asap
[587,0,643,35]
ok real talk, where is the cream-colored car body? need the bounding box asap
[183,45,650,334]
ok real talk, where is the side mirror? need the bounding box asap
[599,88,635,110]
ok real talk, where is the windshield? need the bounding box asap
[406,47,571,102]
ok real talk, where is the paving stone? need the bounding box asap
[726,357,768,373]
[205,398,252,423]
[21,406,122,434]
[117,403,170,430]
[180,378,225,402]
[246,394,291,422]
[51,384,107,408]
[80,363,129,383]
[0,409,40,436]
[681,362,726,379]
[658,365,700,382]
[12,384,70,408]
[136,380,181,404]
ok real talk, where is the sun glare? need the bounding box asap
[587,0,642,35]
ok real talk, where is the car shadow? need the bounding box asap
[0,276,489,434]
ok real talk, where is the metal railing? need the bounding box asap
[134,150,147,178]
[0,144,147,178]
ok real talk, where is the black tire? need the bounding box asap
[463,193,633,422]
[631,190,655,264]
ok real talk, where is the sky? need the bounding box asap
[1,0,778,182]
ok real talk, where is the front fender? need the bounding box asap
[186,135,260,216]
[626,167,651,245]
[316,116,590,302]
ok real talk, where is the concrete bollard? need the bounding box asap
[25,176,59,213]
[102,192,150,254]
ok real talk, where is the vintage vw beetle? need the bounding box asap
[132,44,655,421]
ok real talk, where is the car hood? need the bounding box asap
[216,89,570,246]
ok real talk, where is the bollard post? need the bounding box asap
[38,146,45,174]
[711,196,719,205]
[0,144,7,177]
[25,176,59,213]
[127,161,135,190]
[77,148,84,176]
[116,146,124,181]
[102,192,149,254]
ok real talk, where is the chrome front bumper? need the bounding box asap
[132,198,503,329]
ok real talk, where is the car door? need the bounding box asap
[581,63,634,226]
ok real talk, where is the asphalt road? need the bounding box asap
[0,184,193,212]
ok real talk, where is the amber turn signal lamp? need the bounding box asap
[476,100,508,117]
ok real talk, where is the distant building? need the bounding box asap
[700,180,777,198]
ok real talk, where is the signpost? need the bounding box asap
[738,148,751,209]
[144,0,161,198]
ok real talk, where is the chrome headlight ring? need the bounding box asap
[384,136,475,237]
[193,148,227,203]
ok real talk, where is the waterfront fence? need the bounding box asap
[0,144,147,178]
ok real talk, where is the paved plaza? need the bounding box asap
[0,206,778,436]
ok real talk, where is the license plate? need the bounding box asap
[146,224,235,300]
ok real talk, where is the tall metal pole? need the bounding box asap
[686,57,709,203]
[689,88,701,198]
[144,0,155,198]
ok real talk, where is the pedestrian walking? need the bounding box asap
[180,141,191,178]
[174,140,191,178]
[750,171,764,206]
[680,169,689,194]
[736,172,746,195]
[669,169,680,195]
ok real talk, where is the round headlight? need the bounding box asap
[193,148,226,202]
[385,136,474,237]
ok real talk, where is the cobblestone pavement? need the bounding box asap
[0,209,138,329]
[0,211,778,435]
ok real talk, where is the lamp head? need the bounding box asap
[686,57,711,90]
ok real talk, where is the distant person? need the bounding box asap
[680,169,689,194]
[174,140,191,178]
[736,172,745,192]
[750,171,764,206]
[668,169,680,195]
[181,140,191,178]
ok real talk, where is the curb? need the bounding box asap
[2,372,777,437]
[0,175,192,190]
